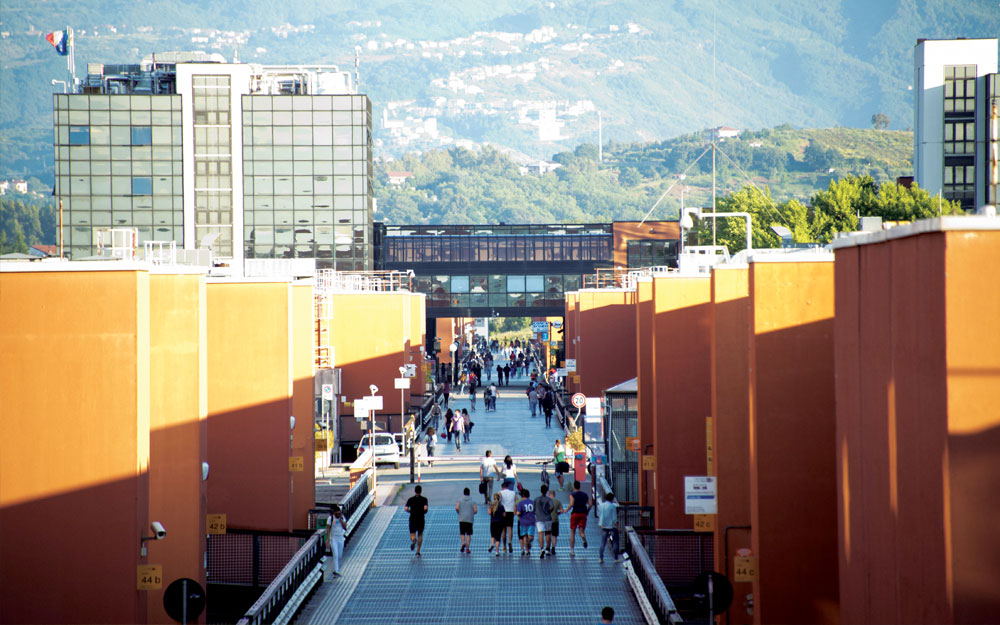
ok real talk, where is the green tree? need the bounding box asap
[871,112,890,130]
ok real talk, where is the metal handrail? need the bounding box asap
[340,468,375,536]
[236,531,325,625]
[624,527,683,624]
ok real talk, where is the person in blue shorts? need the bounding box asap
[515,488,536,556]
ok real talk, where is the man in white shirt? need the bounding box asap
[479,450,497,504]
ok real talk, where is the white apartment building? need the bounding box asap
[913,38,999,211]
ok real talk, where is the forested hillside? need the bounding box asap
[374,126,915,225]
[2,0,997,187]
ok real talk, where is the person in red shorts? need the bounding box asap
[568,480,592,556]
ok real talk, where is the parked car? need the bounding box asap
[356,433,401,469]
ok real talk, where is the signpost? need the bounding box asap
[322,384,334,400]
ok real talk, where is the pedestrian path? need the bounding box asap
[296,356,643,625]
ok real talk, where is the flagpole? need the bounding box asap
[67,26,76,87]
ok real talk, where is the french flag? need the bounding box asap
[45,30,69,56]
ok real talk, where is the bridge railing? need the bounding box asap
[233,468,375,625]
[623,527,684,625]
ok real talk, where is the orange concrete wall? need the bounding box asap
[635,278,655,506]
[329,291,420,439]
[576,290,637,396]
[436,318,455,364]
[291,283,315,529]
[147,273,207,624]
[1,269,151,624]
[748,259,838,625]
[834,229,1000,625]
[612,221,680,268]
[943,230,1000,624]
[206,281,295,532]
[709,265,752,624]
[564,292,579,393]
[650,275,713,529]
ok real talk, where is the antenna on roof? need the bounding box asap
[233,46,240,63]
[354,46,361,92]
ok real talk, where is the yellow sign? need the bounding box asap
[207,513,227,535]
[706,417,714,475]
[734,556,758,582]
[641,455,657,471]
[137,565,163,590]
[693,514,715,532]
[289,456,304,472]
[572,375,581,383]
[315,437,328,452]
[626,437,640,452]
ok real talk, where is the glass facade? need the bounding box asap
[193,75,234,257]
[54,94,183,259]
[943,65,977,210]
[242,94,372,270]
[414,273,582,309]
[385,233,611,264]
[626,239,679,268]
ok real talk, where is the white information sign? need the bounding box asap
[565,359,577,372]
[363,395,383,410]
[321,384,334,400]
[585,397,603,416]
[403,364,417,378]
[531,321,549,332]
[552,321,563,329]
[394,377,410,390]
[684,476,718,515]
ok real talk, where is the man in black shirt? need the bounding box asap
[405,485,429,556]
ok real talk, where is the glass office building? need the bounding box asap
[53,52,373,271]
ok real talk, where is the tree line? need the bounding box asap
[0,197,58,255]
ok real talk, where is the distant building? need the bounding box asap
[29,244,59,257]
[705,126,740,141]
[518,161,561,176]
[7,180,29,194]
[913,38,999,211]
[386,171,414,186]
[53,51,374,271]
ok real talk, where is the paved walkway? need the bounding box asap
[297,357,644,625]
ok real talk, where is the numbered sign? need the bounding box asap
[641,455,657,471]
[289,456,304,472]
[693,514,715,532]
[138,564,163,590]
[206,514,227,535]
[734,556,758,582]
[571,393,587,408]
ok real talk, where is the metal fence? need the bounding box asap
[234,531,325,625]
[207,529,317,588]
[632,528,715,622]
[624,527,683,625]
[606,389,639,503]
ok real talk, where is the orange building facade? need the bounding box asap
[832,219,1000,625]
[1,264,318,624]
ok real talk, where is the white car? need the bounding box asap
[357,433,401,469]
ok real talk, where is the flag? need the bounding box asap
[45,29,69,56]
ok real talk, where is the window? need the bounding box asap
[450,276,470,294]
[944,65,976,115]
[944,121,975,155]
[942,164,976,210]
[69,126,90,145]
[132,177,153,195]
[130,126,152,146]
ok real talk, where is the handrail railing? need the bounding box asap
[235,530,325,625]
[340,467,375,536]
[624,527,683,624]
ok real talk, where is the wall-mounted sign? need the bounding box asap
[626,437,640,452]
[289,456,304,472]
[206,514,227,534]
[684,476,717,515]
[642,455,657,471]
[693,514,715,532]
[322,384,334,400]
[565,359,577,372]
[734,556,758,582]
[531,321,549,332]
[137,565,163,590]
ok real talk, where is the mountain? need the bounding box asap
[1,0,997,188]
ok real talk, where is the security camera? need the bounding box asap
[369,384,379,395]
[151,521,166,539]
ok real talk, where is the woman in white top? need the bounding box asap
[501,454,517,489]
[326,504,347,577]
